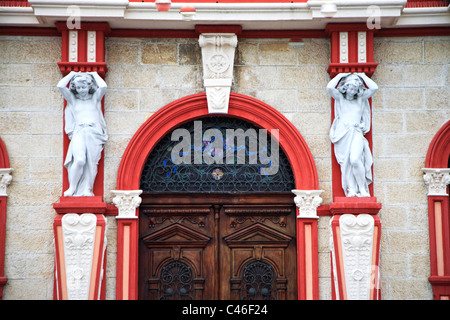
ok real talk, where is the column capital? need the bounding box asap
[292,190,324,219]
[422,168,450,196]
[111,190,143,219]
[0,168,13,197]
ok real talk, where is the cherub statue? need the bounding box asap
[57,71,108,197]
[327,72,378,197]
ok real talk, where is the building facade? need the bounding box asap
[0,0,449,300]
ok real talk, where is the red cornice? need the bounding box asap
[1,26,448,39]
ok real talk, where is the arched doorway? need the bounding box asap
[137,116,297,300]
[115,92,319,300]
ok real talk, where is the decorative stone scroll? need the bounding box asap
[111,190,143,219]
[199,33,238,113]
[422,168,450,196]
[292,190,323,219]
[0,169,13,197]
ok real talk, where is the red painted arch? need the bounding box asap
[117,92,318,191]
[426,120,450,168]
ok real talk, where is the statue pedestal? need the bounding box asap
[330,197,381,215]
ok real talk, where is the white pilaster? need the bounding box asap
[199,33,237,114]
[111,190,143,219]
[358,31,367,63]
[422,168,450,196]
[292,190,323,219]
[69,30,78,62]
[339,32,348,63]
[87,31,96,62]
[0,168,13,197]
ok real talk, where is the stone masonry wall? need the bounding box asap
[0,34,448,299]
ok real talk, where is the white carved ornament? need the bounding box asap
[339,214,374,300]
[422,168,450,196]
[111,190,143,219]
[62,213,97,300]
[0,168,13,196]
[292,190,323,219]
[199,33,237,114]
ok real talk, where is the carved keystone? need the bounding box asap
[199,33,238,114]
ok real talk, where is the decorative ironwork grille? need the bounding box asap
[140,117,295,193]
[159,260,194,300]
[240,260,277,300]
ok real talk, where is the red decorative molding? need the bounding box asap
[405,0,448,8]
[327,62,378,79]
[0,0,29,7]
[330,197,382,215]
[426,120,450,169]
[56,62,108,78]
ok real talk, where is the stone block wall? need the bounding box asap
[0,34,448,299]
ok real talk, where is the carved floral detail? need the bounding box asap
[111,190,143,219]
[199,33,237,113]
[292,190,323,219]
[339,214,374,300]
[422,168,450,196]
[62,213,97,300]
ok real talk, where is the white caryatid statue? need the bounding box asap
[57,71,108,197]
[327,72,378,197]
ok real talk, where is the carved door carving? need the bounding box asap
[138,193,297,300]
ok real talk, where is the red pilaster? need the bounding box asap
[52,22,111,300]
[296,218,319,300]
[326,23,382,299]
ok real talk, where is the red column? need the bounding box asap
[326,24,382,300]
[53,22,111,300]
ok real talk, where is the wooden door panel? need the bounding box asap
[139,197,297,300]
[220,205,297,300]
[139,205,215,300]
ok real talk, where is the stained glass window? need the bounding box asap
[140,116,295,193]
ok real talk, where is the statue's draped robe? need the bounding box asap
[330,97,372,196]
[64,96,108,196]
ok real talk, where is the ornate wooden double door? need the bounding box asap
[138,193,297,300]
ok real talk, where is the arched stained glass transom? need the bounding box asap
[140,116,295,193]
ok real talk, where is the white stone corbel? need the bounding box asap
[111,190,143,219]
[292,190,323,219]
[422,168,450,196]
[0,168,13,197]
[199,33,238,114]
